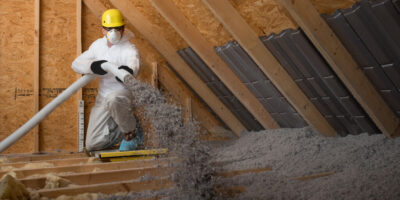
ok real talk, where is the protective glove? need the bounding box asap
[90,60,108,75]
[116,65,134,82]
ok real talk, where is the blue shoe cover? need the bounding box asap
[119,138,138,151]
[119,115,144,151]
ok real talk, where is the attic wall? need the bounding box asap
[0,0,35,154]
[39,0,78,152]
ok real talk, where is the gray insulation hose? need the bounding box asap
[0,62,131,153]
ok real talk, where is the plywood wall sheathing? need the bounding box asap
[39,0,78,151]
[172,0,297,46]
[169,0,357,47]
[311,0,358,14]
[0,0,35,154]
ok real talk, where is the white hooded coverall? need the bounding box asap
[72,33,140,151]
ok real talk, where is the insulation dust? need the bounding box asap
[44,174,74,189]
[98,189,172,200]
[52,193,105,200]
[86,157,101,163]
[0,161,55,173]
[22,162,54,169]
[0,165,14,171]
[3,76,398,199]
[1,171,16,179]
[0,157,9,164]
[92,167,102,172]
[27,188,40,200]
[102,77,400,199]
[0,174,30,200]
[101,76,217,200]
[36,193,106,200]
[210,127,400,199]
[26,171,76,179]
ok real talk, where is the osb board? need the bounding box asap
[229,0,297,36]
[39,0,78,151]
[127,0,188,50]
[0,0,35,154]
[311,0,358,14]
[165,0,356,46]
[171,0,292,46]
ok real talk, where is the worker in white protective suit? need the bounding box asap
[72,9,143,152]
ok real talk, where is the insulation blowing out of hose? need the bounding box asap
[121,76,217,200]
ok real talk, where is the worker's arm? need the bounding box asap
[72,41,107,75]
[124,44,141,77]
[115,44,141,82]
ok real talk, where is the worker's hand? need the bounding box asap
[116,65,134,82]
[123,130,136,141]
[90,60,108,75]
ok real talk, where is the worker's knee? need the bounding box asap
[85,139,103,152]
[85,133,109,152]
[105,90,133,109]
[85,142,98,152]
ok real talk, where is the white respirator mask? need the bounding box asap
[106,29,122,45]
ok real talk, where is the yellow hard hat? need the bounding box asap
[102,9,125,28]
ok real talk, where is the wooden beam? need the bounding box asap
[33,0,40,153]
[38,178,173,198]
[184,97,192,122]
[214,186,247,199]
[5,152,87,163]
[81,1,225,136]
[150,0,279,129]
[151,62,158,88]
[87,0,246,135]
[0,157,95,169]
[277,0,400,137]
[76,0,84,153]
[216,167,272,178]
[76,0,82,96]
[295,172,335,181]
[202,0,336,136]
[5,151,83,158]
[0,157,170,179]
[20,166,173,189]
